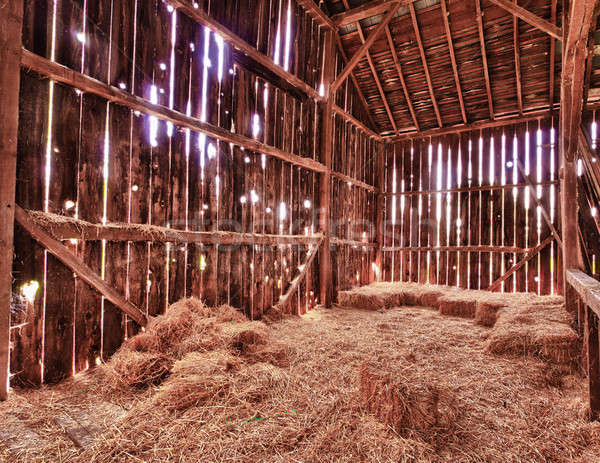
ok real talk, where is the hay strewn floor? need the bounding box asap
[1,294,599,463]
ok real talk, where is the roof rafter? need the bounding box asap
[331,4,401,94]
[334,35,379,131]
[487,0,562,41]
[513,0,523,114]
[341,0,399,135]
[409,2,442,128]
[440,0,467,124]
[385,27,419,131]
[475,0,495,120]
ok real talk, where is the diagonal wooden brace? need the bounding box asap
[15,206,148,326]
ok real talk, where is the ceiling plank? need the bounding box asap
[513,0,523,114]
[440,0,467,124]
[332,0,413,27]
[486,0,562,41]
[342,0,399,135]
[409,2,442,127]
[385,27,419,131]
[331,4,401,94]
[475,0,495,119]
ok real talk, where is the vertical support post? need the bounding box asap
[559,0,597,296]
[0,0,25,400]
[586,305,600,419]
[375,142,385,281]
[320,29,336,307]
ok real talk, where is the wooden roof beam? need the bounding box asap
[440,0,467,124]
[332,0,414,27]
[295,0,337,30]
[343,0,399,135]
[169,0,321,101]
[334,35,379,132]
[475,0,495,120]
[330,4,401,94]
[513,0,523,114]
[385,27,419,131]
[409,2,442,127]
[487,0,562,41]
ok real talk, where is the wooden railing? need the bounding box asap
[566,268,600,419]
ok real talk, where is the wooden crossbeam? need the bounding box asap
[409,3,442,128]
[0,0,24,401]
[513,0,524,114]
[385,27,419,131]
[330,4,401,94]
[515,158,563,248]
[383,180,559,196]
[440,0,467,124]
[274,237,323,312]
[332,104,380,140]
[487,0,562,41]
[475,0,495,120]
[384,245,531,254]
[332,0,413,27]
[386,109,548,140]
[21,50,326,173]
[21,209,324,246]
[343,0,399,135]
[488,235,554,291]
[15,206,148,326]
[295,0,337,30]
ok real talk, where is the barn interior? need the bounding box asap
[2,0,600,461]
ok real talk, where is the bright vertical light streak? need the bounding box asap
[550,126,556,294]
[283,0,292,71]
[167,10,177,137]
[198,27,211,181]
[102,107,110,225]
[149,85,159,147]
[274,0,283,65]
[44,0,59,213]
[215,33,225,83]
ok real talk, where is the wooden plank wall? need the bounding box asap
[382,118,560,295]
[10,0,378,386]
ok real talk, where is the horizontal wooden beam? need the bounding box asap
[567,268,600,318]
[330,4,401,94]
[488,234,554,291]
[384,245,530,254]
[383,180,559,196]
[274,236,323,311]
[331,171,379,193]
[330,237,378,248]
[333,0,412,27]
[487,0,562,41]
[386,110,551,140]
[295,0,337,30]
[169,0,322,100]
[15,206,148,326]
[23,209,323,247]
[21,49,328,173]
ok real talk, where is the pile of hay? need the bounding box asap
[487,304,579,366]
[103,298,292,392]
[2,303,600,463]
[358,361,457,437]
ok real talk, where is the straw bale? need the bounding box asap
[475,301,507,327]
[438,295,477,318]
